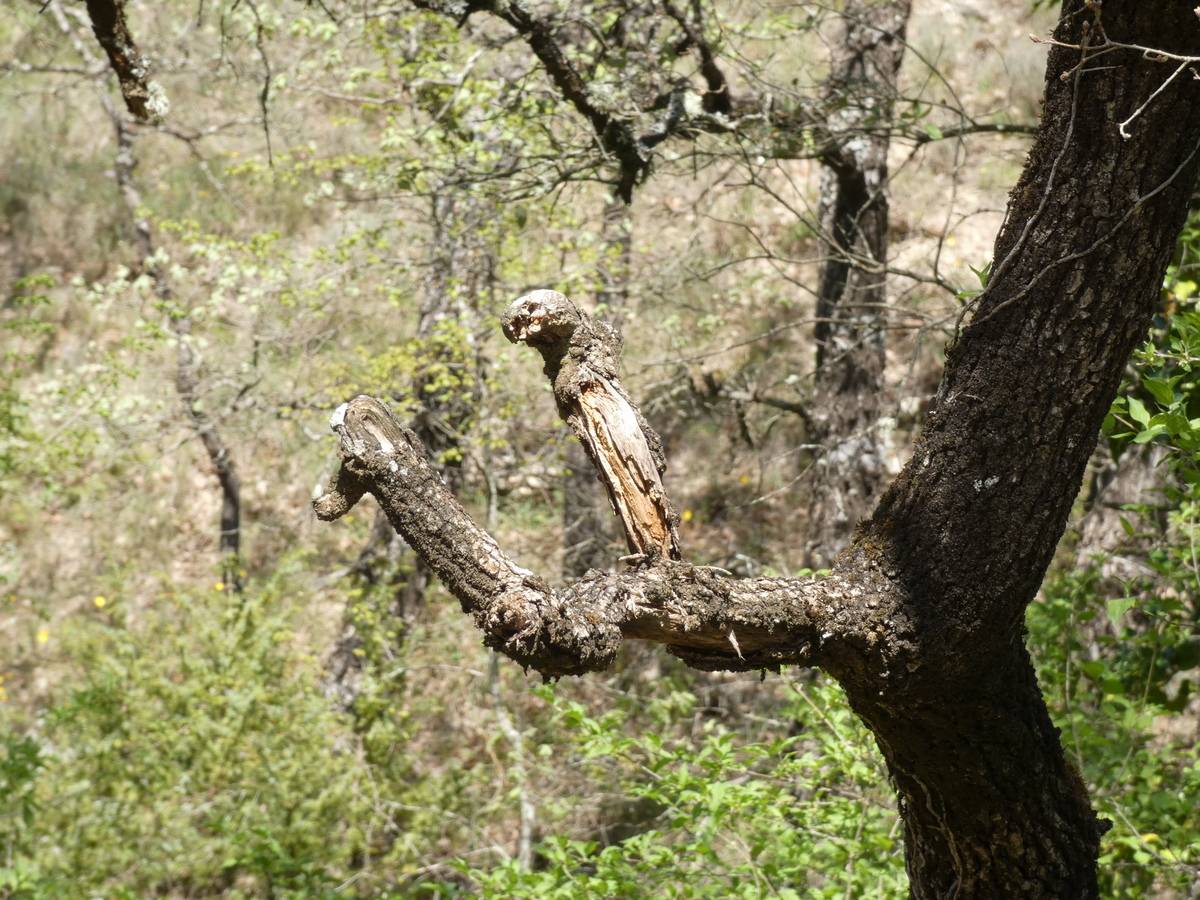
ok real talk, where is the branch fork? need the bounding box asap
[314,292,876,678]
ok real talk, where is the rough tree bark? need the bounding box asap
[805,0,911,567]
[315,2,1200,895]
[850,1,1200,890]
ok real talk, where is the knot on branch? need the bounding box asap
[502,289,624,380]
[502,289,583,351]
[312,396,416,521]
[330,396,412,459]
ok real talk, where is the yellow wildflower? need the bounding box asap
[36,627,50,645]
[93,595,107,609]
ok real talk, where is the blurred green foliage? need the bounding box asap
[3,563,371,898]
[465,677,906,899]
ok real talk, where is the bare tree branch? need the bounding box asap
[82,0,167,122]
[312,394,872,678]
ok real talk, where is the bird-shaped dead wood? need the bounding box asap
[311,295,904,678]
[501,290,681,564]
[311,394,868,677]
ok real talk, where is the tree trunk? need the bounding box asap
[324,191,488,707]
[848,3,1200,893]
[805,0,911,567]
[106,92,243,592]
[57,0,245,590]
[315,2,1200,895]
[1075,441,1167,578]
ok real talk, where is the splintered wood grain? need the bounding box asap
[577,379,677,559]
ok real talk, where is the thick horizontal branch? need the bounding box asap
[313,396,883,678]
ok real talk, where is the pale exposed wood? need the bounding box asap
[577,381,676,559]
[501,290,681,564]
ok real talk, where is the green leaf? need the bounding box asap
[1132,424,1166,444]
[968,260,992,288]
[1171,278,1196,301]
[1106,597,1135,627]
[1077,660,1106,679]
[923,123,944,141]
[1142,377,1174,406]
[1163,409,1190,436]
[1127,396,1151,426]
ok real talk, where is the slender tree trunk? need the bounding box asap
[325,192,487,706]
[397,192,481,601]
[55,0,246,590]
[562,442,613,574]
[54,0,246,592]
[805,0,911,567]
[488,651,537,868]
[1075,442,1167,577]
[110,105,243,592]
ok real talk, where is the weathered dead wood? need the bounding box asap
[502,290,680,563]
[312,395,891,677]
[562,198,632,577]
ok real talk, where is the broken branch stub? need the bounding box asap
[502,290,681,564]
